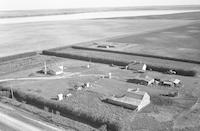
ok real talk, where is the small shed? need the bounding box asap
[160,78,181,87]
[127,62,147,72]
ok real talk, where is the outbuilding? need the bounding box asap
[160,78,181,87]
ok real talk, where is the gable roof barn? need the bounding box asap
[104,88,150,111]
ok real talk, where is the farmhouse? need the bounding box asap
[40,65,64,75]
[127,62,147,72]
[104,88,150,111]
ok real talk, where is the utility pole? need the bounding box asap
[10,82,14,99]
[44,61,47,75]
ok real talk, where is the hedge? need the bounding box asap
[72,46,200,64]
[0,52,37,63]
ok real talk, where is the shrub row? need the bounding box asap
[0,52,37,63]
[147,65,196,76]
[72,46,200,64]
[43,50,127,66]
[0,86,11,98]
[42,50,197,76]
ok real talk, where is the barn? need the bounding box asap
[104,88,150,111]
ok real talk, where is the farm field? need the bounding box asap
[107,21,200,62]
[106,11,200,20]
[0,16,196,57]
[75,11,200,63]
